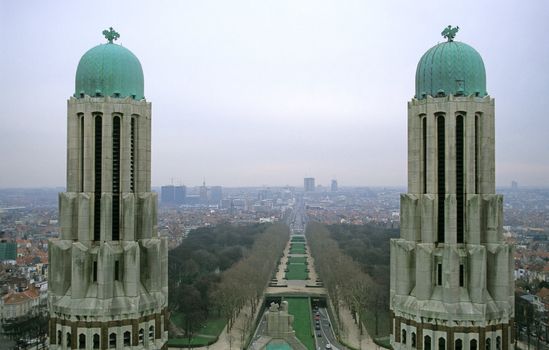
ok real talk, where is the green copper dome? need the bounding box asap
[415,33,486,99]
[75,30,144,99]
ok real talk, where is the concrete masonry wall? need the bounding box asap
[391,95,514,350]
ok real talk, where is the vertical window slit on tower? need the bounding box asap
[79,114,84,192]
[437,115,445,243]
[130,117,136,193]
[112,116,120,241]
[437,263,442,285]
[475,115,480,193]
[114,260,120,281]
[93,260,97,282]
[422,116,427,194]
[456,115,464,243]
[459,263,464,287]
[94,116,102,241]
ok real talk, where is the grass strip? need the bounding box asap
[167,336,216,347]
[288,256,307,264]
[289,243,307,254]
[285,297,315,350]
[285,257,308,280]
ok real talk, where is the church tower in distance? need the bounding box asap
[390,26,514,350]
[48,28,168,350]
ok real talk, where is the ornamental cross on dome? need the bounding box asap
[442,25,459,42]
[103,27,120,43]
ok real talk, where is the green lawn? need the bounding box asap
[169,313,227,347]
[285,257,308,280]
[289,243,306,254]
[198,317,226,337]
[167,336,216,347]
[291,236,305,242]
[285,297,315,350]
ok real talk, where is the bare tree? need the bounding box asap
[306,221,386,339]
[209,223,288,334]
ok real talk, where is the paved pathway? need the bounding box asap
[337,303,380,350]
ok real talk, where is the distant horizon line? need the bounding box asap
[1,184,548,190]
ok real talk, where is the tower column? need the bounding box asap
[49,29,167,350]
[391,27,513,350]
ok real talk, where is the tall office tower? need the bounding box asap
[199,180,208,204]
[304,178,315,192]
[49,29,168,350]
[390,27,514,350]
[174,185,186,204]
[161,185,186,205]
[330,179,338,192]
[210,186,223,204]
[161,185,175,204]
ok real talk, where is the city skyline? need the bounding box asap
[1,1,548,188]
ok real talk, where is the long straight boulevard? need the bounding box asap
[249,198,348,350]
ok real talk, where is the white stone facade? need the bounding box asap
[49,96,168,350]
[390,95,514,350]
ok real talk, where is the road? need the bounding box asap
[314,307,349,350]
[287,195,307,234]
[253,200,350,350]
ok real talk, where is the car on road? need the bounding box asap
[325,344,332,349]
[315,324,321,330]
[316,332,322,337]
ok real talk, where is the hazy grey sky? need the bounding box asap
[1,0,548,188]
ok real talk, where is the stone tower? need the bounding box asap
[390,27,514,350]
[48,28,168,350]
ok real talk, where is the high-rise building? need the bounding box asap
[304,177,315,192]
[210,186,223,204]
[49,29,168,349]
[161,185,186,205]
[220,198,232,210]
[330,179,338,192]
[390,27,514,350]
[174,185,186,204]
[161,185,175,204]
[511,181,518,190]
[199,180,208,204]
